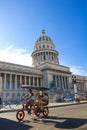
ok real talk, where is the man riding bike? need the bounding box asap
[22,89,34,113]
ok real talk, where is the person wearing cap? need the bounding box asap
[22,89,34,113]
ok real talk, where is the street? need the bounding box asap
[0,103,87,130]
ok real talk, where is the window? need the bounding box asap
[6,74,10,89]
[35,77,37,86]
[42,36,45,41]
[43,52,46,60]
[17,75,20,89]
[38,78,41,87]
[12,75,15,89]
[49,38,51,41]
[46,36,48,41]
[26,76,29,85]
[39,37,41,41]
[53,75,55,82]
[31,77,33,85]
[39,46,41,48]
[43,45,45,48]
[22,76,25,84]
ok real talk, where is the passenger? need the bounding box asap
[41,92,49,106]
[36,92,49,106]
[36,91,43,105]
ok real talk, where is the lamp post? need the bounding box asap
[72,75,77,101]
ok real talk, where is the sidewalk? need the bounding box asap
[0,101,87,113]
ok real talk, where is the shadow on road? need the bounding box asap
[33,115,87,129]
[0,117,32,130]
[55,117,87,129]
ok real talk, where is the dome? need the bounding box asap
[32,30,59,67]
[34,29,55,51]
[36,29,52,43]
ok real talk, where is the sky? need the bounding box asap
[0,0,87,76]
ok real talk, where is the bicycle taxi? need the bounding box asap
[16,84,50,121]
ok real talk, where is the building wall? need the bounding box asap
[0,67,42,103]
[0,76,2,97]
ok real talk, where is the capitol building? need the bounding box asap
[0,30,87,103]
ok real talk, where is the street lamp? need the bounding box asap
[72,75,77,101]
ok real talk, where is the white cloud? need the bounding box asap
[60,60,87,76]
[0,45,87,76]
[70,65,87,76]
[0,45,32,66]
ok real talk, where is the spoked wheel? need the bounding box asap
[16,110,25,121]
[30,104,36,114]
[34,104,41,117]
[43,107,49,117]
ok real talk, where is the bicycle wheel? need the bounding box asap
[34,104,41,117]
[43,107,49,117]
[16,110,25,121]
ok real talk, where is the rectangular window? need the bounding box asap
[38,78,41,87]
[35,77,37,86]
[17,75,20,89]
[31,77,33,85]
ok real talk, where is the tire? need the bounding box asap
[16,110,25,121]
[34,104,41,117]
[30,104,36,114]
[43,107,49,117]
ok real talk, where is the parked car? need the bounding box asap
[64,97,73,101]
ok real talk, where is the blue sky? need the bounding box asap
[0,0,87,76]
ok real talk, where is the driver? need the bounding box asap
[22,89,34,113]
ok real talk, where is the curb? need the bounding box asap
[0,101,87,113]
[48,101,87,108]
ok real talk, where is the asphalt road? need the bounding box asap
[0,103,87,130]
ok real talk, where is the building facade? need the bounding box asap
[0,30,87,103]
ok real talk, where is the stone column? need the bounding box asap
[58,76,60,88]
[64,76,67,89]
[50,52,52,60]
[67,76,72,90]
[0,76,2,97]
[15,75,17,90]
[55,75,57,88]
[61,76,64,89]
[4,74,6,90]
[39,52,41,62]
[10,74,12,90]
[37,53,39,63]
[41,78,42,87]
